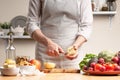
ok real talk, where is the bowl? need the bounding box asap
[0,31,4,36]
[0,67,20,76]
[14,32,24,36]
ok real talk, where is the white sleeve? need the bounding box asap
[77,0,93,40]
[26,0,41,36]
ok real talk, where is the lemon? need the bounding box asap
[44,62,56,69]
[5,59,16,64]
[3,59,16,68]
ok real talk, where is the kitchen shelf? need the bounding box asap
[0,35,31,39]
[93,11,117,16]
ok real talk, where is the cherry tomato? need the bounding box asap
[105,63,114,71]
[113,63,120,71]
[88,67,94,71]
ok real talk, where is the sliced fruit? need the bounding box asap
[5,59,16,64]
[66,46,77,56]
[65,46,78,60]
[3,59,16,68]
[3,64,16,68]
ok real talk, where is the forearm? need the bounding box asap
[32,29,53,46]
[32,29,64,56]
[73,35,87,49]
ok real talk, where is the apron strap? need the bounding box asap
[77,0,81,33]
[40,0,47,25]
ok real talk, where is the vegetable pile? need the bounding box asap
[79,50,120,72]
[79,53,96,70]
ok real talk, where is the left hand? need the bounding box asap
[65,46,78,60]
[65,35,86,60]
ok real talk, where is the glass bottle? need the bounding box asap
[91,0,96,11]
[6,32,16,60]
[107,1,117,11]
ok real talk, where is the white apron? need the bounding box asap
[35,0,81,69]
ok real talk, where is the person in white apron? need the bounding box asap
[26,0,93,69]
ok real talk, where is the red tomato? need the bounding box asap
[94,63,103,71]
[113,63,118,67]
[105,63,114,71]
[90,62,96,68]
[88,67,94,71]
[30,59,41,70]
[113,63,120,71]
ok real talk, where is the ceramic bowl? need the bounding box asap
[0,31,4,36]
[14,32,24,36]
[0,67,20,76]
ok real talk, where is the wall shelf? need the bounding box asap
[0,36,31,39]
[93,11,117,16]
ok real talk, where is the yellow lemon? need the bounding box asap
[44,62,56,69]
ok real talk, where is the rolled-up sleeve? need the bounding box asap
[77,0,93,40]
[26,0,41,37]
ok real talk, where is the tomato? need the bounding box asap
[94,63,103,71]
[30,59,41,70]
[88,67,94,71]
[112,57,119,63]
[113,63,118,67]
[105,63,114,71]
[90,62,96,68]
[113,63,120,71]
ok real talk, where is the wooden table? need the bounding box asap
[0,73,120,80]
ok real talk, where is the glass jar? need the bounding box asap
[6,33,16,60]
[107,1,117,11]
[91,0,96,11]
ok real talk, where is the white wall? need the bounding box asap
[0,0,29,22]
[0,0,120,66]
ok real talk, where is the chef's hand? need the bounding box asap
[65,35,87,60]
[32,29,64,57]
[65,46,78,60]
[46,41,64,57]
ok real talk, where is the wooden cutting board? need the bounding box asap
[41,68,80,73]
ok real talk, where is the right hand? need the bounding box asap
[32,29,64,57]
[46,42,64,57]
